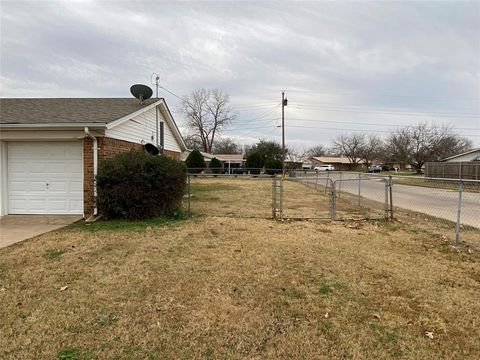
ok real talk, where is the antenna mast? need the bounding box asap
[151,73,160,98]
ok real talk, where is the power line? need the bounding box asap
[231,102,279,110]
[283,124,480,137]
[287,89,479,100]
[159,86,185,101]
[293,102,479,115]
[290,104,480,118]
[227,116,479,131]
[283,118,480,131]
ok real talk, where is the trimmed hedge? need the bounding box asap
[245,151,264,175]
[265,158,283,175]
[185,149,206,173]
[96,151,186,219]
[209,157,223,174]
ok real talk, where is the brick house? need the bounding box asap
[0,98,187,219]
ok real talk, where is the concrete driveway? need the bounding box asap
[0,215,82,249]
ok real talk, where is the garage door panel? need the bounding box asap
[8,198,28,212]
[48,199,68,212]
[29,181,48,192]
[69,200,83,212]
[7,142,84,215]
[48,182,68,192]
[69,181,83,192]
[9,181,29,192]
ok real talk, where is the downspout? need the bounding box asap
[84,127,98,218]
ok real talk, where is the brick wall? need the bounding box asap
[83,137,181,218]
[83,137,95,218]
[97,137,144,161]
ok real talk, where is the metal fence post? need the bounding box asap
[272,175,277,219]
[389,175,394,221]
[188,175,191,217]
[384,179,389,220]
[315,172,319,190]
[325,171,329,194]
[358,172,361,207]
[331,180,337,220]
[338,172,342,198]
[455,180,464,245]
[279,176,284,220]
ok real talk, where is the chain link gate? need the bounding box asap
[273,173,393,221]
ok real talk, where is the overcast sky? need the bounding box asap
[1,0,479,148]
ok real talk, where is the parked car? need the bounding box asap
[367,165,382,173]
[381,165,394,171]
[314,164,335,171]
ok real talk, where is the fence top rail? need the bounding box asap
[333,177,387,183]
[333,171,480,184]
[187,173,274,178]
[426,161,479,165]
[292,175,332,180]
[422,177,480,183]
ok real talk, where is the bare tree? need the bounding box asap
[387,122,473,173]
[333,133,365,167]
[181,88,236,153]
[386,127,411,170]
[305,145,326,158]
[359,134,384,168]
[212,137,241,154]
[285,145,308,163]
[183,134,203,151]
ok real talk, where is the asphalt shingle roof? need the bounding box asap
[0,98,160,125]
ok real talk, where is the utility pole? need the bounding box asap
[281,90,287,162]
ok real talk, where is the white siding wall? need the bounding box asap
[445,150,480,162]
[105,107,182,152]
[0,142,7,216]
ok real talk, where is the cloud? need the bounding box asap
[1,0,478,146]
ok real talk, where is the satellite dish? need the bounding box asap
[130,84,153,102]
[144,143,160,155]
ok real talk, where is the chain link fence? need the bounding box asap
[186,170,479,244]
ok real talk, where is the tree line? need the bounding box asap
[181,88,473,173]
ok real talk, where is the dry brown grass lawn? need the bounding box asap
[1,178,479,359]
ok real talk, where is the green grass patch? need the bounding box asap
[69,216,187,232]
[190,183,240,193]
[57,347,92,360]
[44,249,66,260]
[319,278,346,296]
[98,314,119,326]
[319,282,332,296]
[321,321,335,340]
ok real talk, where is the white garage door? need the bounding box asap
[7,142,83,215]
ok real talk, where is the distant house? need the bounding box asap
[214,154,245,173]
[442,148,480,163]
[181,151,245,173]
[425,148,480,179]
[0,98,187,218]
[181,150,215,162]
[310,156,365,170]
[302,160,313,170]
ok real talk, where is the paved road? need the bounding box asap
[301,173,480,229]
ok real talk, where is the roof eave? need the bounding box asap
[442,148,480,161]
[0,123,107,129]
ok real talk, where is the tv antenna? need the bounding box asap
[151,73,160,98]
